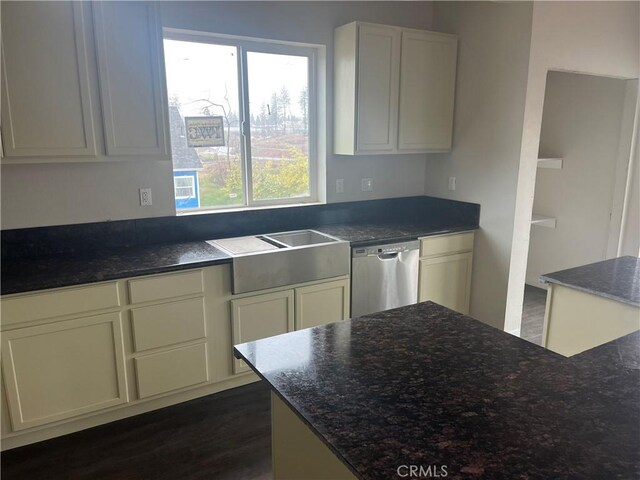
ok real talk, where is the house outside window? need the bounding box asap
[163,31,320,212]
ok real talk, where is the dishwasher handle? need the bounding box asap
[377,252,399,260]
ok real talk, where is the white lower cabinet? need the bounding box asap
[0,266,350,449]
[231,277,351,374]
[0,268,215,447]
[1,312,128,431]
[418,232,474,314]
[419,252,473,314]
[542,284,640,357]
[295,279,350,330]
[231,290,295,374]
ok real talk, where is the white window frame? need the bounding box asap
[164,29,321,212]
[174,175,196,199]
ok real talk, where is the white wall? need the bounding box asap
[1,1,434,230]
[505,1,640,334]
[620,93,640,257]
[526,71,632,287]
[1,162,177,228]
[424,1,533,329]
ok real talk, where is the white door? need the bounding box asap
[356,24,401,153]
[295,279,350,330]
[93,1,169,157]
[231,290,295,374]
[419,252,472,314]
[1,1,97,157]
[398,31,457,152]
[1,313,128,431]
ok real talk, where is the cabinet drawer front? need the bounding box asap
[131,298,206,352]
[128,270,204,304]
[1,313,128,431]
[135,343,209,399]
[1,282,120,327]
[420,232,474,257]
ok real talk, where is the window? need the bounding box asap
[163,32,318,212]
[174,176,195,199]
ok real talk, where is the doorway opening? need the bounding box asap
[520,71,639,345]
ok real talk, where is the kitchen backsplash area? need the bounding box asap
[1,196,480,260]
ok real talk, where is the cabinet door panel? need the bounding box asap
[399,31,457,151]
[93,1,168,156]
[1,1,97,157]
[356,24,400,153]
[419,252,472,314]
[295,279,350,330]
[1,313,128,431]
[231,290,294,374]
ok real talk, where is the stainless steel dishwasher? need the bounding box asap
[351,240,420,317]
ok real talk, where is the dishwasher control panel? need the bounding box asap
[352,240,419,257]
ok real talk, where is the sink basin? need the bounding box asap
[209,230,349,294]
[208,236,281,255]
[263,230,338,248]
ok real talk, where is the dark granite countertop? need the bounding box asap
[316,223,476,248]
[1,222,477,295]
[234,302,639,480]
[540,256,640,307]
[0,241,231,295]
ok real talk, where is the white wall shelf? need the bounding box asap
[537,158,563,169]
[531,214,557,228]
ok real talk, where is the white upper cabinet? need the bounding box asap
[1,1,97,158]
[398,30,457,152]
[93,1,169,157]
[0,1,169,163]
[355,24,401,153]
[334,22,457,155]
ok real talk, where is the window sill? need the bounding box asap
[176,201,326,217]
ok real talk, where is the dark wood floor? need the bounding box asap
[520,284,547,346]
[1,382,272,480]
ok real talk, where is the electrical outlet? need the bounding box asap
[361,178,373,192]
[448,177,456,191]
[139,188,153,206]
[336,179,344,194]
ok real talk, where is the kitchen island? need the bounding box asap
[540,256,640,356]
[235,302,639,479]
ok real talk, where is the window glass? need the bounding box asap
[246,52,311,201]
[164,39,243,210]
[163,35,316,212]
